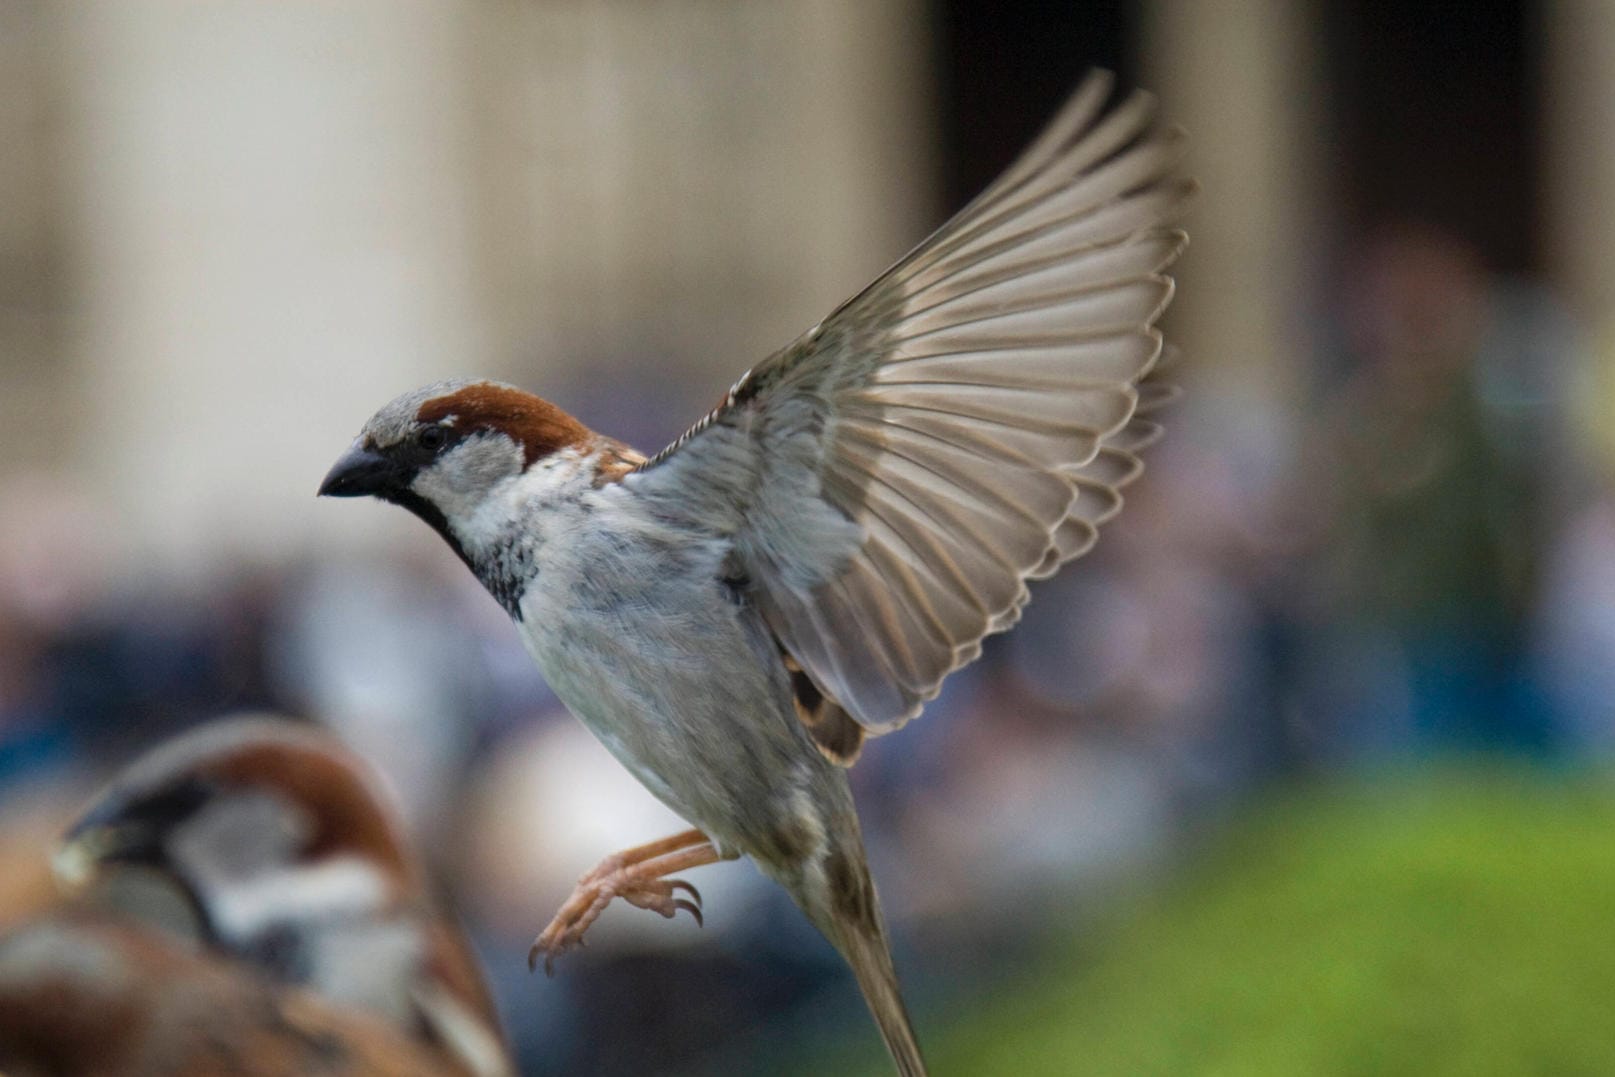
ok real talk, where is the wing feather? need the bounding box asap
[898,227,1185,317]
[623,71,1192,738]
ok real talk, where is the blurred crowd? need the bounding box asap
[2,222,1613,1074]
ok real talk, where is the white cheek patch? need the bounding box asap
[168,794,397,949]
[207,855,393,945]
[410,433,525,523]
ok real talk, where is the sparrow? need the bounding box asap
[0,914,484,1076]
[320,70,1191,1076]
[48,716,512,1077]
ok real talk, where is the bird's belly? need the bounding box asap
[514,582,819,856]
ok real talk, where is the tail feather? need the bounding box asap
[778,775,927,1074]
[802,840,928,1077]
[832,915,928,1077]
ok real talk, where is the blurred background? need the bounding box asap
[5,0,1615,1073]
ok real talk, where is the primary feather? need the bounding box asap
[627,71,1193,736]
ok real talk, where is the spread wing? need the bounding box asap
[622,71,1193,738]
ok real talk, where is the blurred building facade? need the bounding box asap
[0,0,1329,564]
[5,1,1609,558]
[1,0,935,574]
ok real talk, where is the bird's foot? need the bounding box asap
[528,830,719,975]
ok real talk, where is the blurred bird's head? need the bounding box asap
[55,716,418,941]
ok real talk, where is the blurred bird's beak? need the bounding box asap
[318,441,399,498]
[51,824,143,894]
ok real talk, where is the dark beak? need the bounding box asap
[318,441,402,498]
[53,813,157,892]
[55,773,216,891]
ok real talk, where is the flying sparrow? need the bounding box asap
[0,914,487,1076]
[50,716,512,1077]
[320,71,1191,1075]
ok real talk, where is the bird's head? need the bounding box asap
[318,379,592,554]
[56,717,418,943]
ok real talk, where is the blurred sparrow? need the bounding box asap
[321,71,1191,1075]
[48,716,511,1077]
[0,914,485,1076]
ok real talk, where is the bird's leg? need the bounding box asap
[529,829,719,975]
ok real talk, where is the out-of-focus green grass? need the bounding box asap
[856,766,1615,1075]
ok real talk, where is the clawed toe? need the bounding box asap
[672,897,703,927]
[617,874,705,926]
[529,919,592,976]
[637,876,700,913]
[527,937,551,976]
[528,867,710,976]
[670,878,701,907]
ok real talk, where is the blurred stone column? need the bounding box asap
[1140,0,1322,408]
[1544,1,1615,328]
[0,1,65,473]
[1544,0,1615,468]
[53,2,487,571]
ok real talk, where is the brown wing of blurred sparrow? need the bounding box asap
[0,914,480,1076]
[320,69,1192,1077]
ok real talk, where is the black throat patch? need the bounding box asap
[470,540,534,621]
[385,487,531,621]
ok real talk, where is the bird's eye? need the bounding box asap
[417,426,449,452]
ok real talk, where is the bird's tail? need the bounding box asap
[827,903,928,1077]
[785,817,927,1077]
